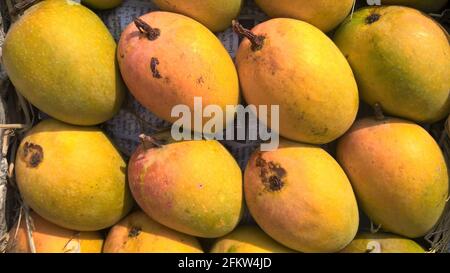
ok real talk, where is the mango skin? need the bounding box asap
[15,119,133,231]
[2,0,124,126]
[210,226,295,253]
[244,140,359,253]
[118,12,239,130]
[340,232,425,253]
[7,212,103,253]
[128,140,243,238]
[334,6,450,123]
[382,0,448,13]
[255,0,354,32]
[103,211,203,253]
[153,0,242,32]
[82,0,122,10]
[236,18,358,145]
[337,117,449,238]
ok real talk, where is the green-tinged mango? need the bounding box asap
[128,139,243,238]
[244,140,359,253]
[255,0,354,32]
[234,18,358,144]
[210,226,295,253]
[382,0,448,13]
[2,0,125,125]
[15,119,133,231]
[82,0,123,10]
[334,6,450,123]
[153,0,243,32]
[340,232,425,253]
[337,117,449,238]
[103,211,203,253]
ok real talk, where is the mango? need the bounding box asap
[334,6,450,123]
[244,140,359,253]
[7,211,103,253]
[210,226,295,253]
[2,0,124,126]
[337,117,449,238]
[118,12,239,131]
[340,232,425,253]
[254,0,354,32]
[153,0,242,32]
[382,0,448,13]
[234,18,358,144]
[103,211,203,253]
[15,119,133,231]
[82,0,123,10]
[128,139,243,238]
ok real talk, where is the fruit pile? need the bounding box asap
[1,0,449,253]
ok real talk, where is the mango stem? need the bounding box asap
[139,134,163,150]
[373,103,386,121]
[232,20,265,51]
[134,18,161,41]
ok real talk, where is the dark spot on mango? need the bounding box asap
[197,76,205,85]
[128,226,142,238]
[268,175,284,191]
[255,153,286,192]
[366,13,381,24]
[150,57,162,79]
[22,142,43,168]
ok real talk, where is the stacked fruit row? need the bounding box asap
[2,0,449,253]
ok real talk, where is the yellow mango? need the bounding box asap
[2,0,124,125]
[337,117,449,238]
[210,226,295,253]
[244,140,359,253]
[235,18,358,144]
[103,211,203,253]
[153,0,243,32]
[7,211,103,253]
[128,139,243,238]
[15,119,133,231]
[340,232,425,253]
[334,6,450,123]
[255,0,354,32]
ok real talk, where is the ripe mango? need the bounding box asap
[82,0,123,10]
[15,119,133,231]
[254,0,354,32]
[103,211,203,253]
[235,18,358,144]
[334,6,450,123]
[153,0,242,32]
[7,211,103,253]
[244,140,359,253]
[339,233,425,253]
[2,0,124,125]
[382,0,448,13]
[337,117,449,238]
[210,226,295,253]
[118,12,239,131]
[128,139,243,238]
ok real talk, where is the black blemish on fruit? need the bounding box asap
[150,57,162,79]
[128,226,142,238]
[255,153,286,192]
[197,76,205,85]
[22,142,43,168]
[366,13,381,24]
